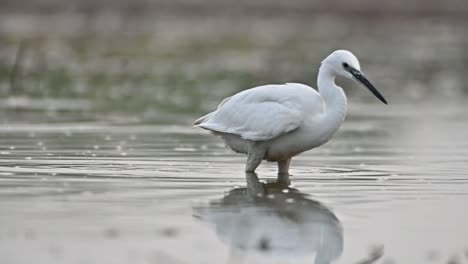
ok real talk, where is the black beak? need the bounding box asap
[348,66,387,104]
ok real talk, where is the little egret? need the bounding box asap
[194,50,387,175]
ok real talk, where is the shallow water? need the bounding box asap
[1,13,468,264]
[1,99,467,264]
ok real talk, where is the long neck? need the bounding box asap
[317,64,347,120]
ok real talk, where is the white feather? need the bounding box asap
[194,50,386,174]
[196,83,323,141]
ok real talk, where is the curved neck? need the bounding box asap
[317,64,347,119]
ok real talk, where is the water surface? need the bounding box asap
[1,13,468,264]
[1,100,468,264]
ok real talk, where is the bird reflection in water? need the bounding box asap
[194,173,343,264]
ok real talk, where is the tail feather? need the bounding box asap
[193,112,214,126]
[194,96,231,126]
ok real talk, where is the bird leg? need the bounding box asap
[245,142,266,173]
[245,172,265,196]
[277,158,291,183]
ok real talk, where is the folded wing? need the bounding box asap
[195,84,307,141]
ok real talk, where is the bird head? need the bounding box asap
[322,50,387,104]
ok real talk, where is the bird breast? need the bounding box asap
[265,111,345,161]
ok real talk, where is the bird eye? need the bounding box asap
[342,62,349,68]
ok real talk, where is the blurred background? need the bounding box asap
[1,2,468,264]
[1,0,467,123]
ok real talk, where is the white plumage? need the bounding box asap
[195,50,387,175]
[196,83,319,141]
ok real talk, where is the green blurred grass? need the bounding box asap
[1,16,467,117]
[0,35,262,112]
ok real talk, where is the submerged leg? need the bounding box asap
[277,158,291,184]
[277,158,291,175]
[245,172,265,196]
[245,142,266,172]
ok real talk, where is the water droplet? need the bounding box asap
[286,198,295,203]
[93,145,100,150]
[267,194,275,199]
[105,135,112,141]
[9,146,15,150]
[25,157,32,160]
[282,189,289,193]
[120,152,127,156]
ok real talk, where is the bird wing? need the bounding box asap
[195,84,318,141]
[193,96,233,126]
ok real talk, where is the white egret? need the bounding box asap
[194,50,387,175]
